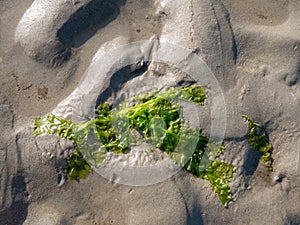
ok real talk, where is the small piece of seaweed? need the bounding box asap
[243,115,273,171]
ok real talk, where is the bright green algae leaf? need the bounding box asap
[197,160,234,207]
[64,148,92,180]
[182,138,234,208]
[34,113,77,141]
[33,86,234,206]
[243,115,273,171]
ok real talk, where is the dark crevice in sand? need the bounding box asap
[243,147,261,177]
[284,214,300,225]
[287,65,300,86]
[210,0,238,77]
[224,11,238,63]
[223,134,247,143]
[187,203,204,225]
[57,0,126,49]
[96,63,149,106]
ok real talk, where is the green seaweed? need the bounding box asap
[64,148,92,180]
[33,86,234,207]
[243,115,273,171]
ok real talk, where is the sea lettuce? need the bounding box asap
[34,86,234,207]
